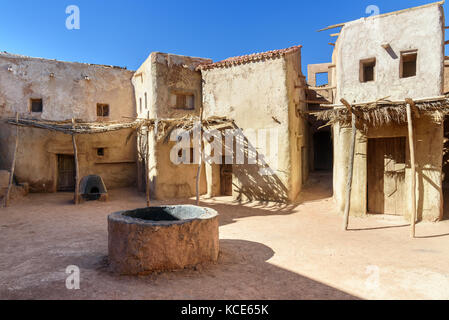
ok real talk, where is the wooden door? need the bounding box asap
[367,137,406,215]
[57,154,75,192]
[220,164,233,196]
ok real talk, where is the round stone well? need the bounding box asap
[108,205,219,275]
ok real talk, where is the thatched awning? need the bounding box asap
[5,118,141,134]
[138,115,236,143]
[5,115,236,139]
[310,95,449,127]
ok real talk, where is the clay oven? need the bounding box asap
[79,175,108,202]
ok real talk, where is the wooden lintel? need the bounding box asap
[295,85,336,91]
[298,99,333,105]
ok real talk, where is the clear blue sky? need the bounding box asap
[0,0,447,77]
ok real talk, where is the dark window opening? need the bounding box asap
[401,51,417,78]
[97,104,110,117]
[31,99,43,113]
[97,148,105,156]
[173,93,194,110]
[360,58,376,83]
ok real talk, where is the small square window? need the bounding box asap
[97,148,105,156]
[97,104,109,117]
[30,99,43,113]
[360,58,376,83]
[401,51,417,78]
[171,93,194,110]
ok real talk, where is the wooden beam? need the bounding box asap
[72,118,80,205]
[295,85,336,91]
[318,22,345,32]
[298,99,333,105]
[343,109,356,231]
[406,103,417,238]
[445,40,449,45]
[4,113,19,207]
[146,111,151,207]
[328,43,335,47]
[330,33,340,37]
[319,1,444,33]
[340,98,359,116]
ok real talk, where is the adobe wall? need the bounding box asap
[333,116,443,221]
[332,3,445,221]
[335,3,444,103]
[132,52,211,199]
[0,53,137,192]
[0,127,137,192]
[201,51,305,202]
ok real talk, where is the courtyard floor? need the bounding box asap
[1,173,449,300]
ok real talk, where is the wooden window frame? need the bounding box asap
[360,58,376,83]
[30,98,43,113]
[97,103,110,118]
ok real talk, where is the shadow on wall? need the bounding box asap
[417,166,443,221]
[228,129,290,203]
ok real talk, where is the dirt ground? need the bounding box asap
[1,172,449,300]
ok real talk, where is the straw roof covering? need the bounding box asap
[5,115,235,141]
[5,118,141,134]
[311,95,449,127]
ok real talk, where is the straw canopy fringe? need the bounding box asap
[5,115,236,142]
[5,118,141,134]
[311,95,449,127]
[138,115,236,143]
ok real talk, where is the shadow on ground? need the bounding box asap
[0,239,358,300]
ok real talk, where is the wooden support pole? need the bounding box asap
[4,113,19,207]
[196,108,204,206]
[72,119,80,205]
[406,103,417,238]
[405,98,420,119]
[341,99,356,231]
[146,111,150,207]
